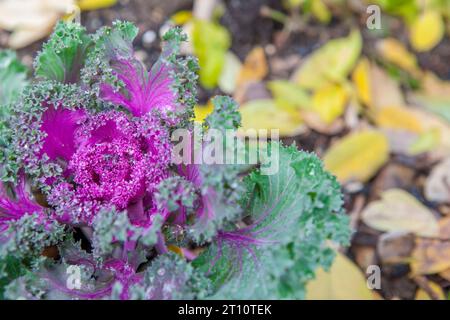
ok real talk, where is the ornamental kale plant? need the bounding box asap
[0,21,350,300]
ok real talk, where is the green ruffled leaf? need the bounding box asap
[129,253,211,300]
[193,142,350,299]
[0,50,28,108]
[205,96,242,131]
[34,21,92,83]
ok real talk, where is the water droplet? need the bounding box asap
[157,268,165,276]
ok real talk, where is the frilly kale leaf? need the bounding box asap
[0,50,28,107]
[0,20,350,300]
[92,207,162,263]
[128,253,211,300]
[0,50,28,176]
[0,213,65,261]
[0,213,65,299]
[193,142,350,299]
[34,21,92,83]
[182,96,245,243]
[5,81,92,185]
[204,96,242,131]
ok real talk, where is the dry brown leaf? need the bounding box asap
[0,0,75,49]
[352,245,376,271]
[361,189,440,238]
[371,163,415,200]
[236,47,268,87]
[370,64,405,110]
[233,81,271,105]
[411,238,450,275]
[439,216,450,240]
[380,128,418,155]
[439,268,450,282]
[425,157,450,204]
[377,231,415,264]
[302,112,345,135]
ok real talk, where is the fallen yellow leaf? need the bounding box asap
[411,238,450,275]
[194,103,214,123]
[306,252,375,300]
[408,128,441,155]
[239,99,304,137]
[170,10,193,25]
[323,130,389,183]
[237,47,268,87]
[361,189,440,237]
[77,0,116,11]
[294,29,362,90]
[410,10,445,52]
[376,38,421,76]
[352,58,372,107]
[311,0,331,24]
[267,80,311,111]
[312,83,348,124]
[0,0,75,49]
[374,106,423,133]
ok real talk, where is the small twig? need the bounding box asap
[413,276,441,300]
[260,5,289,24]
[349,194,365,231]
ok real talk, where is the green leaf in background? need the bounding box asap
[267,80,312,111]
[218,51,242,94]
[304,0,332,24]
[34,21,92,83]
[192,19,231,89]
[0,50,28,108]
[375,0,419,24]
[239,99,304,137]
[193,143,350,299]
